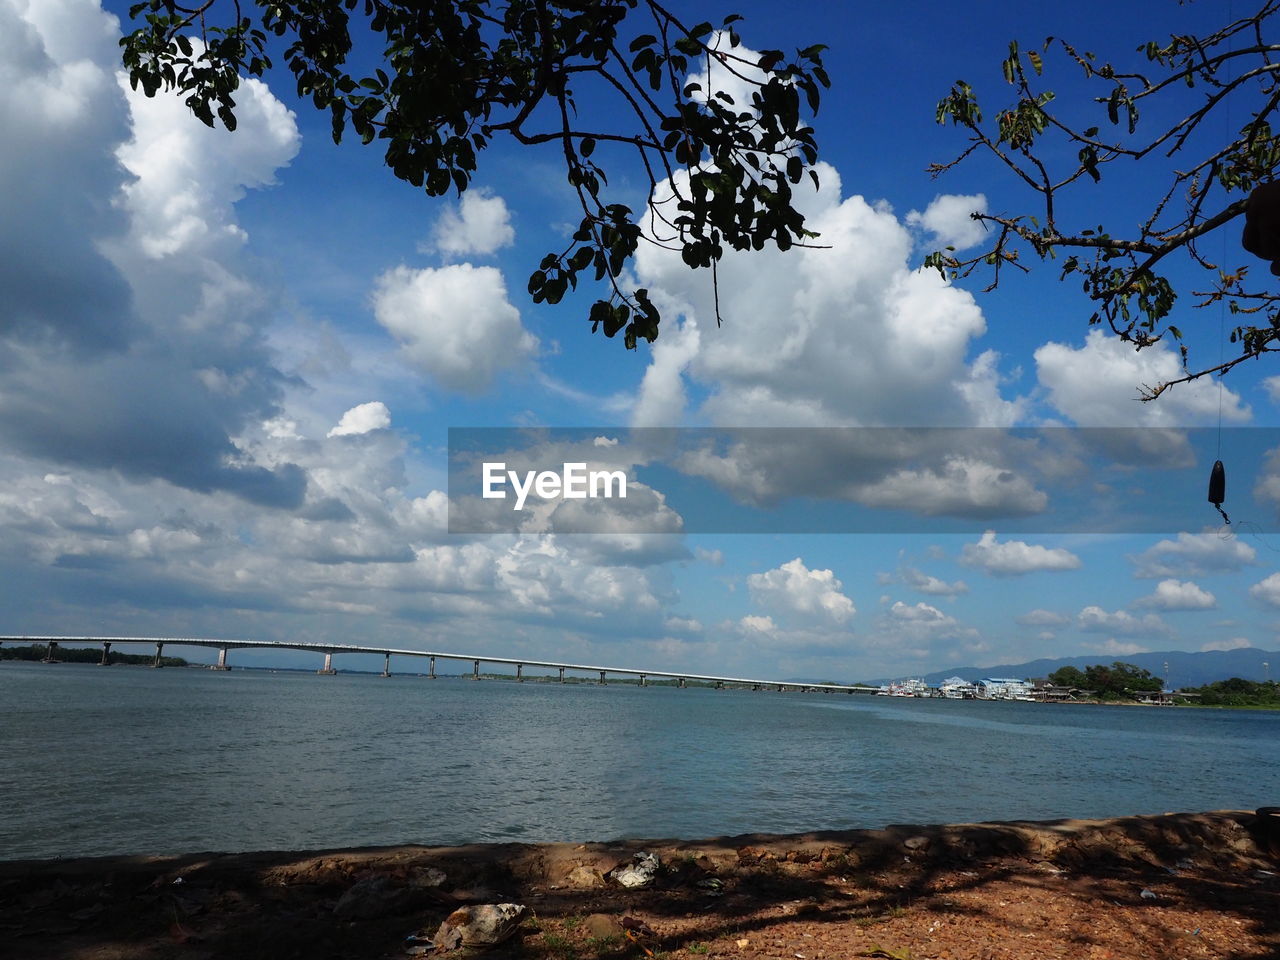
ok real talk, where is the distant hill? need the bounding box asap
[871,648,1279,690]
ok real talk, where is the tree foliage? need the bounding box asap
[120,0,829,349]
[928,2,1280,398]
[1188,675,1280,705]
[1083,661,1162,699]
[1047,664,1087,687]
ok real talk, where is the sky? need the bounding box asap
[4,0,1280,684]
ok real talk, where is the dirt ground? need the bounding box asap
[3,810,1279,960]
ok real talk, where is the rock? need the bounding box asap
[582,914,624,939]
[412,867,447,888]
[608,852,659,889]
[564,865,605,889]
[433,904,527,951]
[903,836,930,851]
[333,875,417,920]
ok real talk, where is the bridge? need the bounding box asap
[0,636,881,695]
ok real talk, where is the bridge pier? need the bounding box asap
[598,670,606,686]
[715,680,724,690]
[558,666,565,683]
[42,640,58,663]
[152,642,164,668]
[516,663,523,682]
[472,660,480,680]
[777,684,783,692]
[99,642,112,666]
[210,646,229,670]
[639,674,646,687]
[318,651,336,675]
[381,652,391,678]
[428,656,436,679]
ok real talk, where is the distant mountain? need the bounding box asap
[870,648,1279,690]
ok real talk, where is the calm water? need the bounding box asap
[2,661,1278,861]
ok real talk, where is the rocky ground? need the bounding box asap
[3,810,1279,960]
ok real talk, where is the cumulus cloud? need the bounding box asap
[854,457,1047,517]
[906,193,989,251]
[1135,578,1216,611]
[327,401,391,438]
[889,600,956,626]
[1130,533,1255,579]
[1036,330,1249,426]
[372,263,537,394]
[901,567,968,597]
[959,531,1082,576]
[633,163,1025,429]
[426,188,515,257]
[1016,608,1070,627]
[1081,639,1150,656]
[0,0,308,507]
[1249,572,1280,608]
[747,557,855,624]
[1201,637,1253,652]
[1077,605,1170,638]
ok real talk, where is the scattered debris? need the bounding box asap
[1140,888,1158,900]
[621,916,655,938]
[432,903,527,951]
[608,852,659,889]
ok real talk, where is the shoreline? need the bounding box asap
[5,810,1279,959]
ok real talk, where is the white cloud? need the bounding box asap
[889,601,955,626]
[116,68,300,259]
[1016,609,1070,627]
[1081,639,1150,656]
[906,193,989,251]
[327,401,391,438]
[1130,533,1255,579]
[854,457,1047,517]
[738,614,776,635]
[901,567,968,597]
[427,188,515,258]
[959,531,1082,576]
[372,263,538,394]
[1077,605,1169,638]
[695,547,724,566]
[664,616,703,634]
[747,557,855,624]
[0,0,308,507]
[1201,637,1253,652]
[1135,578,1216,611]
[1035,330,1249,426]
[1249,572,1280,608]
[633,163,1025,429]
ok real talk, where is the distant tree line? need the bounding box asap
[0,644,189,667]
[1181,677,1280,707]
[1047,662,1163,701]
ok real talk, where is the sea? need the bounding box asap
[3,661,1278,861]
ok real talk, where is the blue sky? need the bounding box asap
[4,0,1280,683]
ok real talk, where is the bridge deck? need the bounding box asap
[0,636,880,693]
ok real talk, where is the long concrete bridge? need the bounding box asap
[0,636,881,695]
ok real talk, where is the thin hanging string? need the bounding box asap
[1211,1,1237,536]
[1218,0,1233,463]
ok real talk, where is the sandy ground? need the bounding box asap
[3,810,1279,960]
